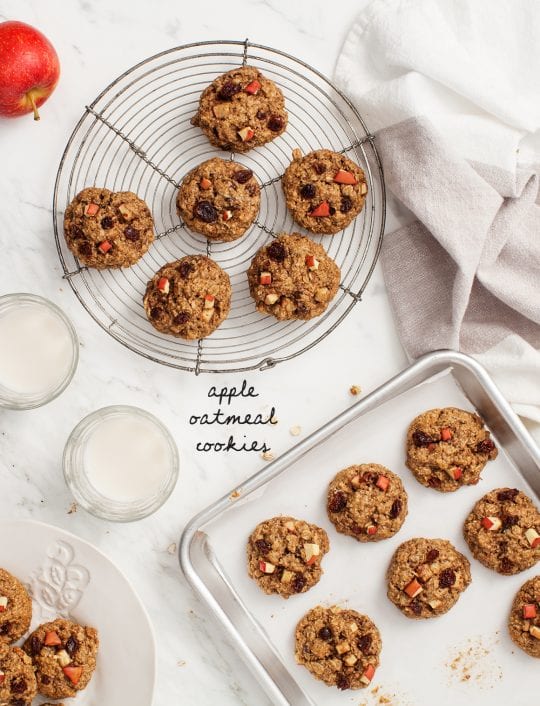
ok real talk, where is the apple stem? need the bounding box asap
[29,94,40,121]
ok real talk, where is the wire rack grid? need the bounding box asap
[53,39,386,374]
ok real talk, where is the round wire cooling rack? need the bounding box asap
[53,40,386,374]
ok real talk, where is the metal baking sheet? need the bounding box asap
[179,350,540,706]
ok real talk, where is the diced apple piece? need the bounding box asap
[333,169,357,185]
[284,520,296,532]
[343,653,358,666]
[351,474,361,489]
[259,271,272,285]
[213,103,230,118]
[157,277,169,294]
[314,287,329,303]
[200,177,212,190]
[84,202,99,216]
[335,641,350,655]
[55,649,72,667]
[440,427,453,441]
[445,466,462,480]
[98,240,112,254]
[259,560,275,574]
[309,201,330,217]
[348,622,358,633]
[376,475,389,491]
[530,625,540,640]
[244,80,261,94]
[428,599,442,610]
[304,543,320,564]
[366,525,378,536]
[481,516,501,531]
[415,564,432,583]
[360,182,368,195]
[523,604,537,619]
[44,631,62,647]
[201,308,214,322]
[523,620,531,632]
[0,670,4,684]
[238,126,254,142]
[360,664,375,685]
[63,666,83,685]
[525,528,540,547]
[222,209,233,221]
[0,596,7,612]
[404,578,423,598]
[204,294,215,309]
[264,293,279,305]
[281,570,294,583]
[305,255,319,270]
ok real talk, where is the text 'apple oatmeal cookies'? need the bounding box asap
[0,568,32,644]
[386,538,471,619]
[177,158,260,242]
[143,256,231,340]
[0,642,38,704]
[191,65,287,152]
[406,407,498,491]
[508,575,540,657]
[247,516,329,599]
[295,606,381,690]
[463,487,540,575]
[23,618,99,699]
[247,233,340,320]
[327,464,408,541]
[282,148,368,234]
[64,187,154,268]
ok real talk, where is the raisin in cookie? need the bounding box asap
[463,488,540,575]
[23,618,98,699]
[386,538,471,619]
[177,158,260,241]
[0,568,32,644]
[247,233,340,320]
[247,516,329,599]
[282,149,368,235]
[143,256,231,339]
[64,187,154,268]
[295,606,381,690]
[0,643,37,706]
[406,407,497,492]
[508,576,540,657]
[192,66,287,152]
[327,464,408,542]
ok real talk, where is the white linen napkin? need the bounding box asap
[334,0,540,441]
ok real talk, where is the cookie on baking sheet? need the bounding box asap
[192,65,287,152]
[386,538,471,619]
[0,643,38,705]
[406,407,498,492]
[247,516,329,599]
[508,575,540,657]
[247,233,340,320]
[23,618,98,700]
[64,187,154,268]
[463,487,540,575]
[294,605,381,690]
[0,568,32,644]
[143,256,231,340]
[282,148,368,235]
[177,158,260,241]
[326,464,408,542]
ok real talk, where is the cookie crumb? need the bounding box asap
[177,660,186,667]
[289,425,302,436]
[167,543,177,555]
[261,451,274,461]
[446,635,503,687]
[67,501,77,514]
[229,489,241,499]
[350,385,361,396]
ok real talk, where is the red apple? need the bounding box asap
[0,21,60,120]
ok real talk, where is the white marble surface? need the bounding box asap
[0,1,408,704]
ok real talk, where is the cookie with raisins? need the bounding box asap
[64,187,154,268]
[0,568,32,644]
[508,575,540,657]
[282,148,368,234]
[0,643,37,704]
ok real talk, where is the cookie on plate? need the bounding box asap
[282,148,368,235]
[327,464,408,542]
[247,233,340,320]
[191,65,287,152]
[406,407,498,492]
[247,516,329,599]
[508,575,540,657]
[64,187,154,268]
[463,487,540,575]
[143,256,231,339]
[176,158,260,241]
[23,618,99,699]
[0,643,38,705]
[386,538,471,619]
[0,568,32,644]
[295,605,381,690]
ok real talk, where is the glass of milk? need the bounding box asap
[0,293,79,410]
[63,405,179,521]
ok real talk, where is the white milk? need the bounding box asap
[84,414,172,503]
[0,303,74,395]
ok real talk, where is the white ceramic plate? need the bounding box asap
[0,520,155,705]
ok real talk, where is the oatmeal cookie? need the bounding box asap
[0,568,32,644]
[406,407,497,492]
[282,148,368,235]
[386,538,471,619]
[508,575,540,657]
[143,256,231,339]
[295,605,381,690]
[247,233,340,320]
[64,187,154,268]
[23,618,99,699]
[177,158,260,241]
[192,66,287,152]
[0,643,37,706]
[463,487,540,575]
[327,464,408,541]
[247,516,329,598]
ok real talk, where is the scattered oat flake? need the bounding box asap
[177,660,186,667]
[167,543,177,555]
[350,385,361,396]
[289,425,301,436]
[445,635,503,688]
[262,451,274,461]
[67,502,77,514]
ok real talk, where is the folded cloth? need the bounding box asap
[334,0,540,440]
